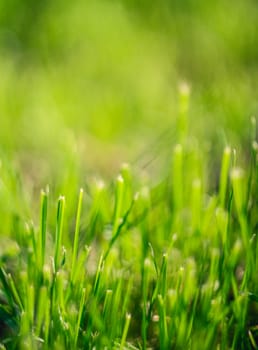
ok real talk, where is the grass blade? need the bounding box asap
[54,196,65,271]
[71,188,84,283]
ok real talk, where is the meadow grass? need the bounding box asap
[0,105,257,349]
[0,2,258,348]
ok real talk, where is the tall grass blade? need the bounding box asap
[71,188,84,283]
[120,313,131,350]
[54,196,65,271]
[219,146,231,209]
[39,189,48,272]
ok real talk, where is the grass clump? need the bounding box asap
[0,112,258,349]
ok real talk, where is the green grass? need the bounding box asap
[1,0,258,348]
[0,110,258,349]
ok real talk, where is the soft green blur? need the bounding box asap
[0,0,257,188]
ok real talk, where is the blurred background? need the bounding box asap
[0,0,258,195]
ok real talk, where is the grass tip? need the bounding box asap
[230,167,244,180]
[144,258,152,269]
[117,174,124,183]
[224,146,231,155]
[174,143,183,153]
[233,239,242,253]
[140,186,150,200]
[178,81,191,96]
[121,162,130,170]
[95,178,105,190]
[152,314,160,322]
[232,148,237,165]
[172,233,178,242]
[192,178,201,188]
[251,115,256,126]
[43,264,51,280]
[134,192,139,201]
[252,141,258,152]
[179,266,185,274]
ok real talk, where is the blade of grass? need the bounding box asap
[54,196,65,272]
[71,188,84,283]
[120,313,131,350]
[74,288,86,349]
[219,146,231,209]
[39,189,48,273]
[172,144,183,214]
[178,82,190,143]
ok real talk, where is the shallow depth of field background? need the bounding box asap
[0,0,258,198]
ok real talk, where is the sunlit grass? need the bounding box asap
[0,110,257,348]
[0,1,258,349]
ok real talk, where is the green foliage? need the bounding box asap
[0,1,258,349]
[0,115,257,348]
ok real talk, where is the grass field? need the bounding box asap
[0,0,258,349]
